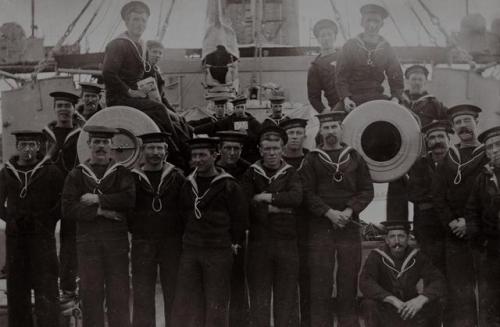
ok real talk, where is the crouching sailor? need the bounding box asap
[0,130,64,327]
[360,220,446,327]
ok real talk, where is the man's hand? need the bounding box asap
[97,207,123,221]
[80,193,99,206]
[339,207,353,221]
[268,205,292,214]
[383,295,405,311]
[128,89,147,98]
[231,244,241,255]
[400,295,428,320]
[450,217,467,238]
[390,97,400,104]
[325,209,348,228]
[343,97,356,112]
[253,193,273,203]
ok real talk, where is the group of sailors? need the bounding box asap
[1,1,500,327]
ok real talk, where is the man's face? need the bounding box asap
[82,92,99,113]
[485,135,500,168]
[88,137,112,162]
[271,103,282,117]
[361,13,384,36]
[317,28,336,50]
[408,73,427,94]
[319,121,342,147]
[260,139,283,168]
[54,100,75,123]
[285,127,306,151]
[125,11,148,38]
[148,47,163,65]
[16,140,40,162]
[214,104,226,118]
[426,130,449,157]
[191,148,217,173]
[234,104,246,117]
[219,141,242,165]
[143,142,167,166]
[385,229,409,258]
[452,114,478,143]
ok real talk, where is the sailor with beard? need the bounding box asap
[407,120,452,276]
[62,126,135,327]
[360,220,446,327]
[299,111,374,327]
[129,132,186,327]
[76,82,104,120]
[0,130,64,327]
[43,90,83,305]
[465,126,500,326]
[431,104,489,327]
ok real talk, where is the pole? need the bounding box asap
[465,0,469,16]
[31,0,35,37]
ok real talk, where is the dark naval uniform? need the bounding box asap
[62,160,135,327]
[129,163,186,327]
[195,113,262,163]
[216,157,250,180]
[261,114,290,129]
[360,246,446,327]
[335,34,404,108]
[299,145,374,327]
[432,143,488,327]
[240,161,302,327]
[171,168,249,327]
[307,52,340,112]
[407,154,447,274]
[0,155,64,327]
[143,62,176,111]
[402,91,448,127]
[43,121,82,294]
[283,148,309,170]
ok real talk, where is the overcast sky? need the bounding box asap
[1,0,500,51]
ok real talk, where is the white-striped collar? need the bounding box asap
[43,124,81,145]
[131,162,176,193]
[374,247,419,279]
[78,160,122,185]
[250,160,292,184]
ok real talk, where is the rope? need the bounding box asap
[406,1,439,46]
[379,0,409,46]
[327,0,350,41]
[75,0,106,45]
[416,0,451,45]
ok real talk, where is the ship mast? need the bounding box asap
[31,0,36,38]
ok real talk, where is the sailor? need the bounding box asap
[465,126,500,327]
[359,220,446,327]
[43,90,82,305]
[62,125,135,327]
[144,40,176,111]
[402,65,448,127]
[431,104,488,327]
[307,19,340,113]
[195,96,262,163]
[240,126,302,327]
[189,97,228,128]
[129,132,186,327]
[408,120,452,275]
[261,95,290,129]
[171,136,249,327]
[299,111,374,327]
[280,118,309,169]
[0,130,64,327]
[102,1,178,135]
[335,3,404,112]
[77,82,104,120]
[215,130,250,180]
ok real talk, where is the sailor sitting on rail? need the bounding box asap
[203,44,238,87]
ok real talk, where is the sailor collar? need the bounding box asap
[484,164,500,192]
[374,247,420,279]
[354,34,388,66]
[264,115,288,126]
[131,163,176,212]
[115,32,146,69]
[187,168,234,219]
[250,160,293,184]
[78,160,123,193]
[310,145,354,182]
[448,143,485,184]
[43,123,82,145]
[5,155,51,199]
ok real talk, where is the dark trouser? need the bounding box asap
[386,177,409,221]
[247,240,299,327]
[60,217,77,293]
[298,216,311,327]
[413,211,446,275]
[229,244,249,327]
[361,298,439,327]
[442,236,477,327]
[333,93,389,111]
[77,237,130,327]
[7,235,60,327]
[477,245,500,327]
[309,226,361,327]
[132,237,182,327]
[170,246,233,327]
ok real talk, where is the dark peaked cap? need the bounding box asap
[84,125,119,139]
[49,91,80,105]
[138,132,171,144]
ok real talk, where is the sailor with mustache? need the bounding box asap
[431,104,489,327]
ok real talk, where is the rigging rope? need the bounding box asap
[406,1,439,46]
[416,0,451,45]
[158,0,176,43]
[75,0,106,46]
[327,0,350,41]
[379,0,409,46]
